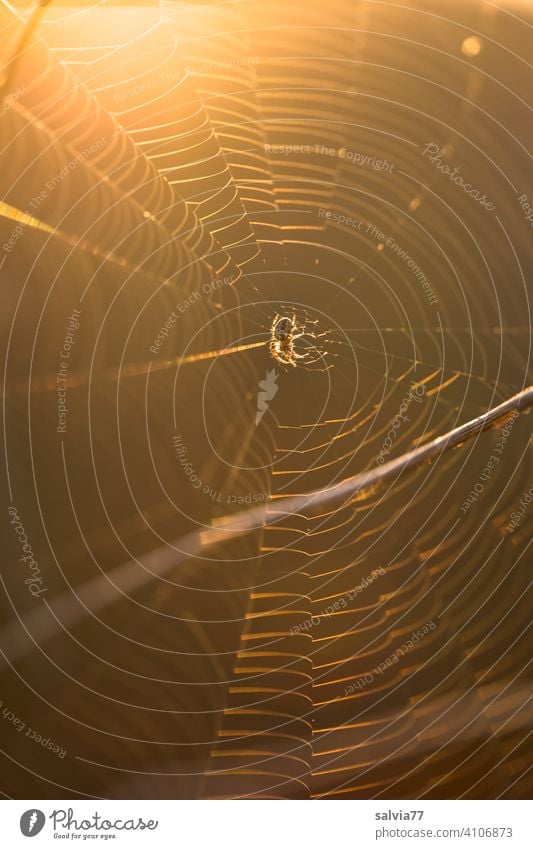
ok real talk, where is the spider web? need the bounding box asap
[0,0,531,801]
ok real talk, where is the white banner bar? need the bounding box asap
[0,799,529,848]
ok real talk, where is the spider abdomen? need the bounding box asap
[274,317,293,341]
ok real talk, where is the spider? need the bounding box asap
[269,311,327,368]
[269,313,297,366]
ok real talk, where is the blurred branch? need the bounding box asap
[1,385,532,666]
[0,0,51,97]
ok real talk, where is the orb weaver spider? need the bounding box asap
[269,311,330,368]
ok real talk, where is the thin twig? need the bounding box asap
[1,386,531,666]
